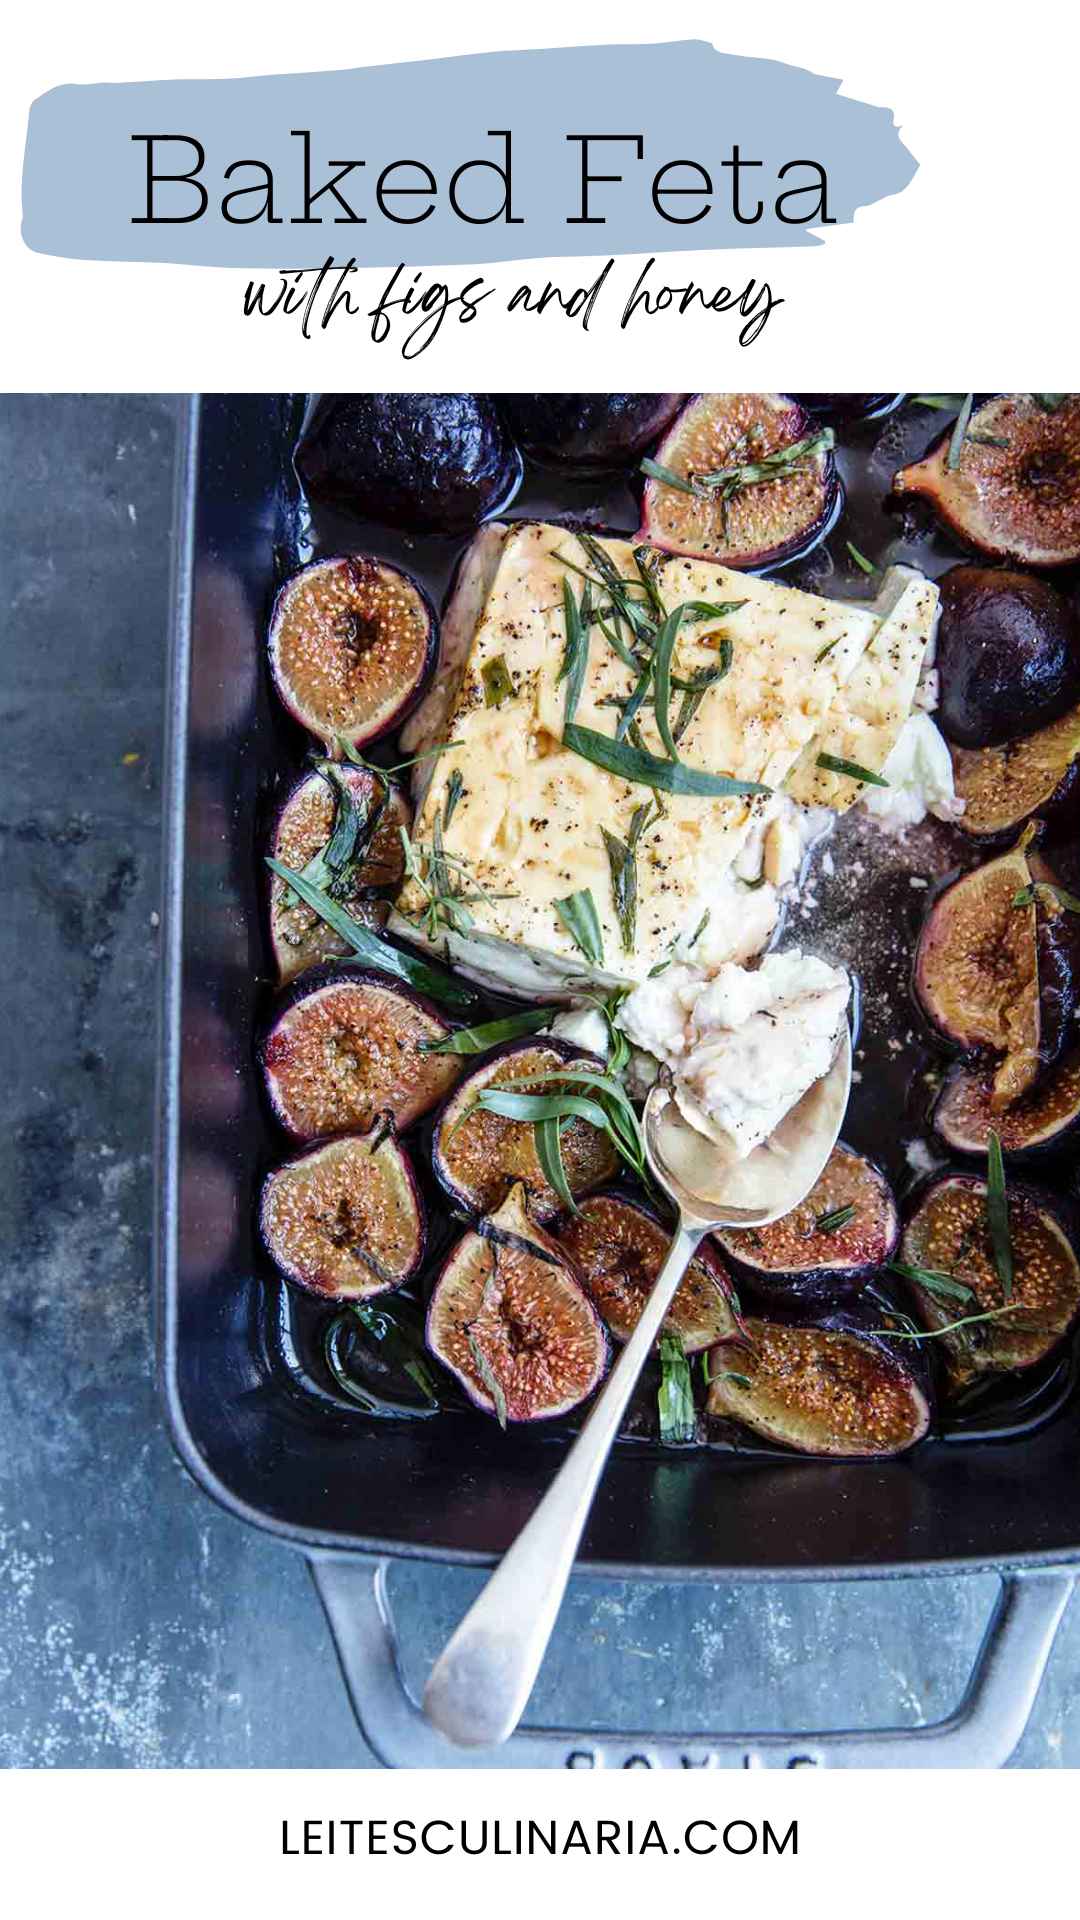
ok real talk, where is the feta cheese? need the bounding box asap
[550,1005,610,1058]
[862,712,964,829]
[618,949,850,1158]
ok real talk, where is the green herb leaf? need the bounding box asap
[264,857,475,1008]
[814,636,840,664]
[564,721,772,799]
[887,1260,975,1305]
[815,752,889,789]
[845,541,877,576]
[323,1303,440,1418]
[686,908,711,950]
[640,456,699,496]
[986,1130,1014,1301]
[947,393,976,470]
[466,1329,508,1429]
[910,394,966,411]
[534,1115,579,1216]
[1034,394,1067,413]
[558,574,591,726]
[554,887,604,967]
[1015,880,1080,916]
[601,827,638,956]
[658,1334,696,1446]
[422,1007,557,1056]
[881,1304,1023,1342]
[482,655,515,708]
[652,604,687,762]
[442,768,464,829]
[815,1204,856,1234]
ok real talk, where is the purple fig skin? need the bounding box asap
[259,964,461,1142]
[296,393,524,536]
[268,555,438,752]
[499,393,688,471]
[892,395,1080,570]
[639,392,842,570]
[430,1035,615,1219]
[936,567,1080,749]
[259,1127,427,1301]
[425,1188,610,1422]
[795,393,904,420]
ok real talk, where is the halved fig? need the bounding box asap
[714,1144,899,1306]
[260,967,461,1140]
[260,1127,424,1300]
[432,1038,617,1220]
[706,1302,932,1457]
[297,393,523,537]
[913,828,1080,1109]
[426,1183,609,1423]
[795,393,904,420]
[899,1172,1080,1385]
[936,567,1080,748]
[499,393,687,471]
[268,765,410,985]
[556,1190,741,1352]
[934,1051,1080,1159]
[951,703,1080,840]
[268,556,436,751]
[640,393,841,569]
[892,395,1080,568]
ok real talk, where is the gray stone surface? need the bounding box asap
[1,393,1078,1769]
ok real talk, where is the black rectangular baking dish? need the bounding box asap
[157,394,1079,1765]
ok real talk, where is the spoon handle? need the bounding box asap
[422,1216,705,1750]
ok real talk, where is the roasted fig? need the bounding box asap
[714,1145,899,1306]
[934,1051,1080,1158]
[913,828,1080,1109]
[892,395,1080,568]
[899,1172,1080,1385]
[705,1300,932,1457]
[432,1039,617,1220]
[951,703,1080,840]
[260,967,461,1140]
[795,393,904,420]
[296,393,523,537]
[935,566,1080,747]
[260,1127,425,1300]
[640,392,841,569]
[426,1183,608,1422]
[556,1190,740,1351]
[499,393,686,471]
[268,555,437,752]
[268,764,410,985]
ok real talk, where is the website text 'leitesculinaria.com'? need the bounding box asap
[282,1818,798,1858]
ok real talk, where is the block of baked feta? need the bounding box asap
[392,522,888,992]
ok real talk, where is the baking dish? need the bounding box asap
[157,393,1079,1766]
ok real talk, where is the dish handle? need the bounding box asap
[310,1555,1074,1769]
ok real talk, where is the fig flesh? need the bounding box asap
[900,1173,1080,1385]
[714,1144,899,1306]
[556,1190,741,1351]
[706,1301,931,1457]
[892,395,1080,568]
[268,765,409,986]
[426,1183,608,1422]
[951,703,1080,840]
[297,392,523,536]
[936,566,1080,747]
[913,828,1080,1109]
[934,1050,1080,1158]
[269,555,437,752]
[499,393,687,471]
[432,1038,618,1219]
[260,1127,425,1300]
[260,967,461,1140]
[639,392,841,569]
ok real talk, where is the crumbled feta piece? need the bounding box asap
[862,713,964,829]
[618,949,850,1158]
[550,1005,610,1058]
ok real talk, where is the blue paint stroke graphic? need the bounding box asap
[22,42,916,268]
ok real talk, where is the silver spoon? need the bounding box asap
[422,1025,853,1751]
